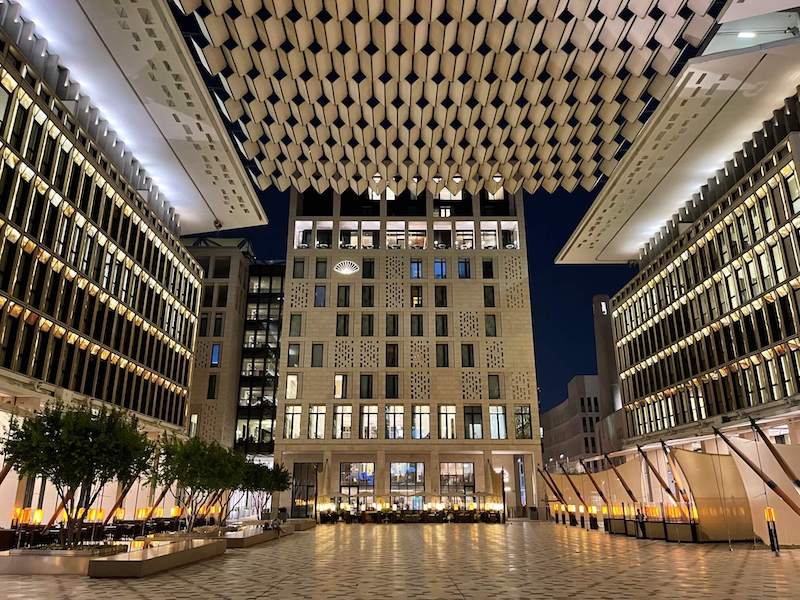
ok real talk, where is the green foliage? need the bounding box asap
[240,462,291,518]
[1,403,154,546]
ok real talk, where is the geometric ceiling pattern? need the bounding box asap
[174,0,720,196]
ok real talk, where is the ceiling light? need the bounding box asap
[372,173,381,183]
[737,32,756,39]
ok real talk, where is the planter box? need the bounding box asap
[0,545,127,575]
[288,518,316,531]
[88,538,226,578]
[224,528,280,548]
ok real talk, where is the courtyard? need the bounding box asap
[3,521,799,599]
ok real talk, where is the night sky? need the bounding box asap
[214,186,634,413]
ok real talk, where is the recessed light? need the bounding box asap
[737,32,756,39]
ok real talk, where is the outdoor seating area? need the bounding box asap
[318,509,504,525]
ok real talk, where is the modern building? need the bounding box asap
[541,376,603,470]
[0,1,267,528]
[558,3,800,545]
[273,188,541,518]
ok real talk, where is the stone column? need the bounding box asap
[375,449,387,500]
[427,449,440,502]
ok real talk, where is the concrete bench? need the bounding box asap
[88,538,225,578]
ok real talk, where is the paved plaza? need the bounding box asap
[3,521,800,599]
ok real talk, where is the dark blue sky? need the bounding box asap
[219,187,634,412]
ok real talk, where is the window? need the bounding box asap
[337,285,350,307]
[411,314,424,336]
[439,405,456,439]
[515,405,533,439]
[458,258,471,279]
[311,343,324,367]
[361,285,374,307]
[386,314,399,336]
[386,344,399,367]
[489,406,507,439]
[436,343,449,367]
[435,285,447,307]
[390,463,425,503]
[361,313,374,336]
[485,315,497,337]
[360,405,378,439]
[314,285,326,306]
[207,374,217,399]
[213,257,230,278]
[411,285,423,307]
[362,258,375,278]
[434,258,447,279]
[336,314,349,336]
[488,374,501,399]
[464,406,483,439]
[385,405,404,439]
[199,314,208,337]
[360,374,374,399]
[339,463,375,507]
[308,405,326,439]
[385,374,399,399]
[216,285,228,307]
[436,314,448,336]
[333,405,353,439]
[483,285,495,307]
[210,343,221,367]
[188,414,198,438]
[334,374,348,399]
[213,315,223,336]
[412,405,431,439]
[410,259,423,279]
[289,314,302,336]
[482,259,494,279]
[315,258,327,278]
[287,343,300,367]
[284,406,302,439]
[286,374,298,399]
[293,258,305,278]
[440,463,475,497]
[461,344,475,367]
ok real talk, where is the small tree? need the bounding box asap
[242,463,291,520]
[2,403,154,548]
[158,436,244,532]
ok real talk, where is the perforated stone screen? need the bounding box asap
[175,0,719,195]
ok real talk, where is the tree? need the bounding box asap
[241,463,291,520]
[2,403,154,548]
[157,436,245,532]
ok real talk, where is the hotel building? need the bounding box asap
[273,189,541,517]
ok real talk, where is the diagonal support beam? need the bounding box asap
[750,418,800,489]
[604,453,638,503]
[637,445,679,505]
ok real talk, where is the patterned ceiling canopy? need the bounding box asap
[175,0,720,196]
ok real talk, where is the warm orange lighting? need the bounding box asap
[114,507,126,520]
[135,507,151,520]
[170,506,183,517]
[765,506,776,523]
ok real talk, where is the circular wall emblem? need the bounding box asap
[334,260,360,275]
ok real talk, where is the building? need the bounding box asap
[273,188,541,518]
[557,4,800,545]
[541,376,603,470]
[0,1,266,528]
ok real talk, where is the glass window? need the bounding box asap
[436,314,448,336]
[482,259,494,279]
[438,405,456,439]
[334,374,348,399]
[485,314,497,337]
[434,258,447,279]
[311,343,324,367]
[315,258,327,278]
[489,405,507,439]
[436,343,449,367]
[360,405,378,439]
[287,343,300,367]
[464,406,483,439]
[386,314,399,336]
[360,374,373,399]
[410,259,423,279]
[337,285,350,307]
[385,374,399,399]
[440,463,475,498]
[213,315,223,336]
[339,463,375,510]
[289,314,302,336]
[412,405,431,439]
[210,343,221,367]
[286,374,299,399]
[361,313,374,336]
[362,258,375,278]
[314,285,326,307]
[435,285,447,307]
[336,314,349,336]
[207,374,217,399]
[411,314,424,336]
[199,314,208,337]
[488,374,501,399]
[390,462,425,507]
[483,285,495,307]
[293,258,305,278]
[284,405,302,439]
[411,285,423,307]
[308,405,326,439]
[216,285,228,307]
[385,405,404,439]
[333,405,353,439]
[386,343,399,367]
[361,285,374,307]
[213,257,230,278]
[458,258,471,279]
[461,343,475,367]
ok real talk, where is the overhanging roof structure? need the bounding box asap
[10,0,267,234]
[173,0,722,196]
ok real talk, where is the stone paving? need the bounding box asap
[3,521,800,599]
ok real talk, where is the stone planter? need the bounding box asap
[0,545,128,575]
